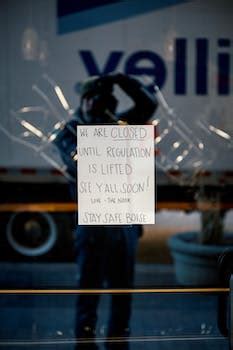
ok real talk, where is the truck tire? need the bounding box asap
[6,211,57,257]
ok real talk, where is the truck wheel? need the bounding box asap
[6,211,57,257]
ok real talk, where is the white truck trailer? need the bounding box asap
[0,0,232,260]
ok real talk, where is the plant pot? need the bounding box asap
[168,232,233,286]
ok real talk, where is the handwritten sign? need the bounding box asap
[77,125,155,225]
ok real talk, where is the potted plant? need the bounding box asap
[168,185,233,286]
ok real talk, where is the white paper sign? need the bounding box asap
[77,125,155,225]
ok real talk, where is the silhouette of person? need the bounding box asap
[53,73,157,349]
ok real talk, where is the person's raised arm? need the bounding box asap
[113,73,158,124]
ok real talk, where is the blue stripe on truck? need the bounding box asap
[57,0,191,35]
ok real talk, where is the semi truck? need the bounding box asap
[0,0,232,261]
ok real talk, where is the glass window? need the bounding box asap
[0,0,232,348]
